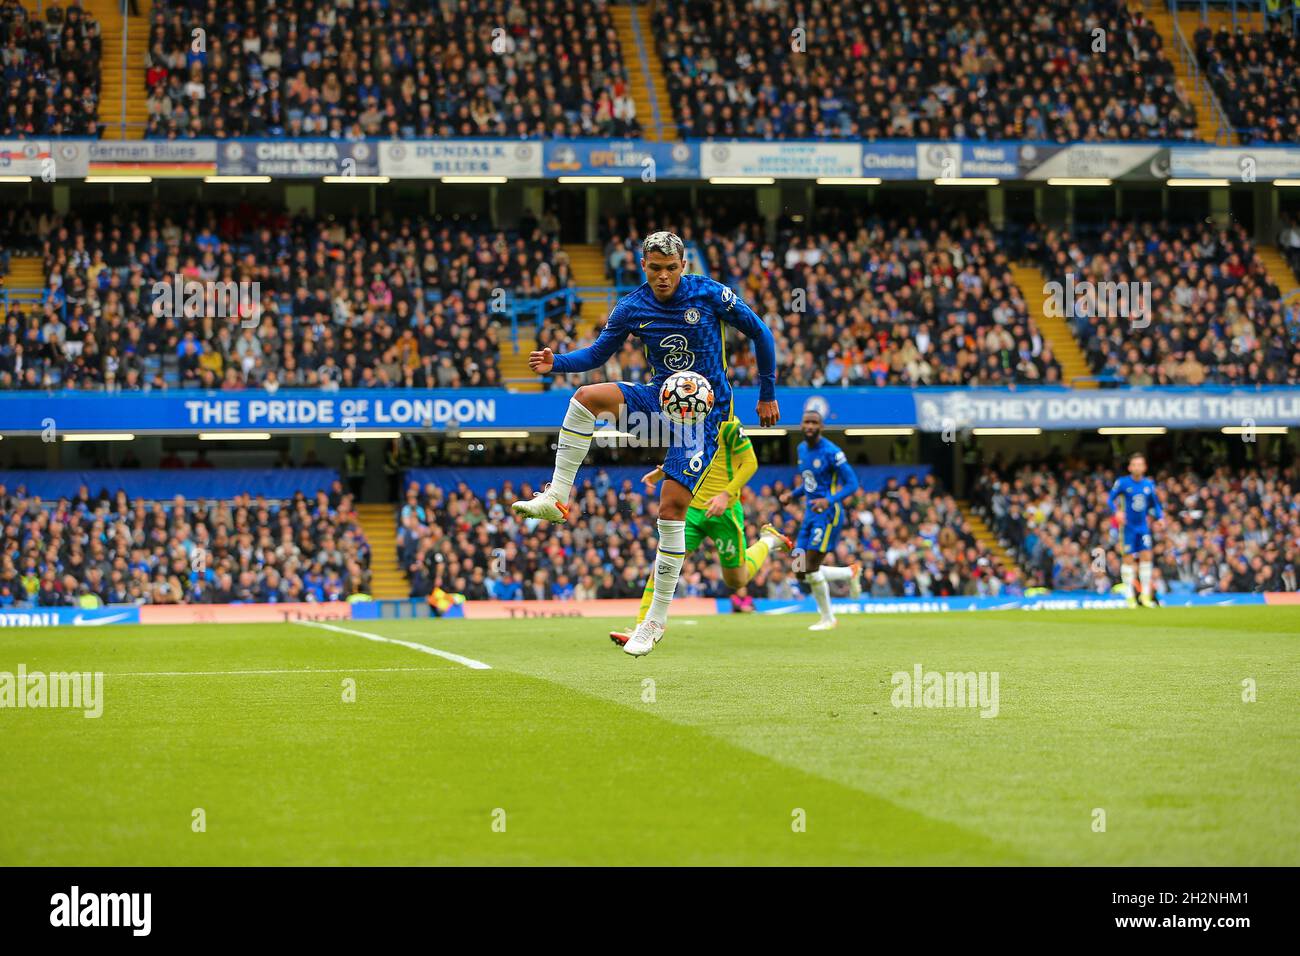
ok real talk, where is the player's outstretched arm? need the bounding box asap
[717,282,779,426]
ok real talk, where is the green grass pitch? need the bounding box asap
[2,607,1296,866]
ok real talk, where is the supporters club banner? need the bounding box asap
[217,140,378,178]
[85,140,218,178]
[1169,146,1300,181]
[0,140,53,176]
[700,141,861,179]
[379,141,543,179]
[1018,143,1170,181]
[544,140,699,179]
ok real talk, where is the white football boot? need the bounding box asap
[623,618,664,656]
[510,487,570,524]
[808,618,838,632]
[847,562,863,599]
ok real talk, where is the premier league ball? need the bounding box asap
[659,370,715,426]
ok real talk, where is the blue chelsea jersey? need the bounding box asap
[791,437,858,504]
[549,274,777,403]
[1108,475,1163,529]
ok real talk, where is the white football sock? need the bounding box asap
[647,518,687,626]
[549,396,596,503]
[808,569,832,621]
[1120,563,1136,600]
[1138,560,1153,597]
[820,566,853,582]
[759,530,781,549]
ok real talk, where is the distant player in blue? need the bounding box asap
[778,407,860,630]
[513,231,778,656]
[1108,452,1164,608]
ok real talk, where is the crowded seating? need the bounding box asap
[0,478,371,606]
[974,454,1300,595]
[0,0,101,136]
[1195,20,1300,144]
[651,0,1195,142]
[144,0,639,138]
[543,204,1062,388]
[396,469,1018,602]
[0,203,570,390]
[1035,218,1298,385]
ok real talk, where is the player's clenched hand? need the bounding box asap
[641,466,665,493]
[778,491,792,505]
[756,399,779,427]
[528,347,554,374]
[811,497,830,513]
[705,492,730,517]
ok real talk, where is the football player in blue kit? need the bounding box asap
[1107,451,1164,608]
[512,231,779,656]
[777,407,861,630]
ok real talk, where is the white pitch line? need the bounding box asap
[293,620,492,670]
[109,667,440,678]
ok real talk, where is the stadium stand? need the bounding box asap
[1,202,570,390]
[143,0,640,138]
[1195,18,1300,145]
[0,470,372,606]
[543,203,1064,388]
[0,0,102,136]
[1033,218,1300,386]
[395,465,1020,602]
[974,457,1300,596]
[649,0,1197,142]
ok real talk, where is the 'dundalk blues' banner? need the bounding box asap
[1,387,1297,435]
[217,140,378,177]
[379,140,543,179]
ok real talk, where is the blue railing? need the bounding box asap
[0,286,51,315]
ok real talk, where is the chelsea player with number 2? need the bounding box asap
[778,407,861,631]
[512,231,779,657]
[1108,452,1164,608]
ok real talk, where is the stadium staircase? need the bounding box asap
[356,504,408,599]
[611,3,678,141]
[565,244,616,335]
[1009,264,1097,389]
[1256,245,1300,298]
[3,255,45,292]
[499,324,542,393]
[1133,1,1262,145]
[957,500,1025,582]
[87,0,149,140]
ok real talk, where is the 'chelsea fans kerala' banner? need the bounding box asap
[218,140,378,177]
[379,141,544,179]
